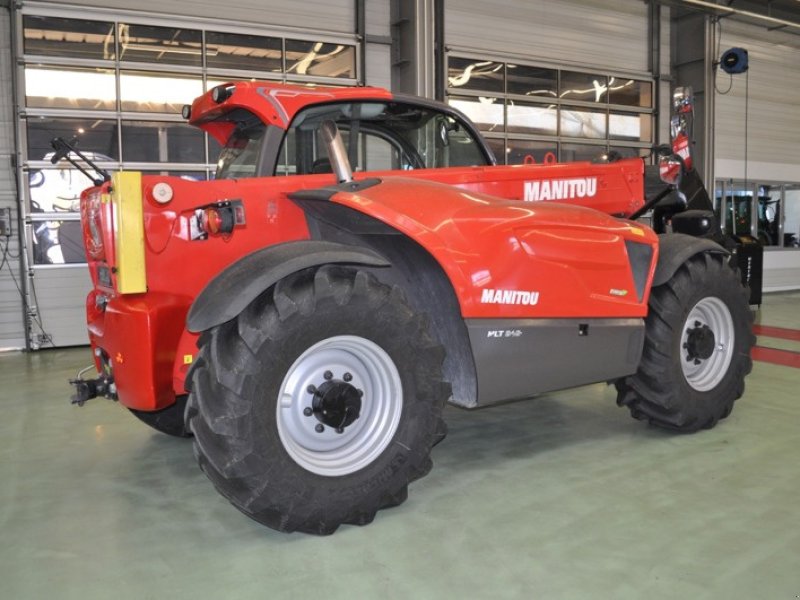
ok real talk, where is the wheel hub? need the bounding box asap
[277,335,403,477]
[311,379,362,432]
[684,321,716,364]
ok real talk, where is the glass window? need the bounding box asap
[31,218,87,265]
[447,56,654,162]
[23,16,116,60]
[483,137,505,165]
[609,78,652,108]
[285,40,355,79]
[507,101,557,135]
[759,186,783,247]
[215,111,267,179]
[447,57,504,94]
[448,96,503,133]
[206,31,282,73]
[120,71,203,113]
[560,106,606,138]
[276,101,489,176]
[121,121,205,163]
[561,143,606,163]
[506,64,556,98]
[507,140,558,165]
[25,67,116,111]
[27,117,119,162]
[609,112,651,142]
[118,24,202,67]
[609,146,649,159]
[560,71,608,103]
[28,166,98,213]
[783,185,800,247]
[208,134,223,165]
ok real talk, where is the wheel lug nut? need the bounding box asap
[357,389,363,397]
[307,385,316,394]
[343,372,352,382]
[315,424,325,433]
[303,407,313,417]
[336,427,345,434]
[324,370,333,380]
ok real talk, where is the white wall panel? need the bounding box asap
[365,43,391,89]
[714,21,800,182]
[0,6,26,349]
[366,0,390,38]
[446,0,649,74]
[763,250,800,293]
[27,267,91,347]
[26,0,355,35]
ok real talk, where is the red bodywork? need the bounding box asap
[80,82,657,412]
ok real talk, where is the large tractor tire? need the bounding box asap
[130,395,192,437]
[185,266,450,534]
[616,253,754,432]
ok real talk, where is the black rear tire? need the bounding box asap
[186,266,450,534]
[130,395,192,437]
[616,253,754,432]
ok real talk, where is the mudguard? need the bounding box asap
[186,240,390,332]
[652,233,729,287]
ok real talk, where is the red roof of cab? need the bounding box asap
[188,81,394,136]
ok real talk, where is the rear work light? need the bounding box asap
[192,200,245,239]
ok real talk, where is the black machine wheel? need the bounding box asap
[130,395,192,437]
[185,266,449,534]
[616,253,754,432]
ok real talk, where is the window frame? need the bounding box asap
[446,53,654,165]
[15,7,361,266]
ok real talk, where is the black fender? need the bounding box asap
[186,240,390,333]
[652,233,729,287]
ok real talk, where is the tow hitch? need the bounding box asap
[69,365,116,406]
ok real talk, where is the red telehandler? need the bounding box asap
[65,82,754,534]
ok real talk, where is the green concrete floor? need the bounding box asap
[1,294,799,599]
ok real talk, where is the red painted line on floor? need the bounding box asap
[752,324,800,342]
[751,346,800,369]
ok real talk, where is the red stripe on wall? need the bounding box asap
[752,325,800,342]
[751,346,800,369]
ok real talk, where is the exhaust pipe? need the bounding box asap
[319,120,353,184]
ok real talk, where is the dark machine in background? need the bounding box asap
[640,87,763,306]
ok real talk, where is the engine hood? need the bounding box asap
[304,176,659,319]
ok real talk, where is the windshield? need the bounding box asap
[215,110,267,179]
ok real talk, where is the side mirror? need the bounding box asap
[658,155,683,187]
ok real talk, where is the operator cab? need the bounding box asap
[211,98,494,180]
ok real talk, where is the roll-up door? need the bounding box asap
[715,20,800,180]
[40,0,355,34]
[446,0,648,73]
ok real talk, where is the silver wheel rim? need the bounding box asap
[680,296,735,392]
[276,335,402,477]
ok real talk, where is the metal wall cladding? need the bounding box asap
[366,0,391,38]
[50,0,356,34]
[365,44,391,89]
[25,268,92,348]
[715,20,800,179]
[0,8,26,349]
[445,0,649,73]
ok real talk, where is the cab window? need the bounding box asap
[276,101,489,176]
[215,109,266,179]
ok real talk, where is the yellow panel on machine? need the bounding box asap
[110,171,147,294]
